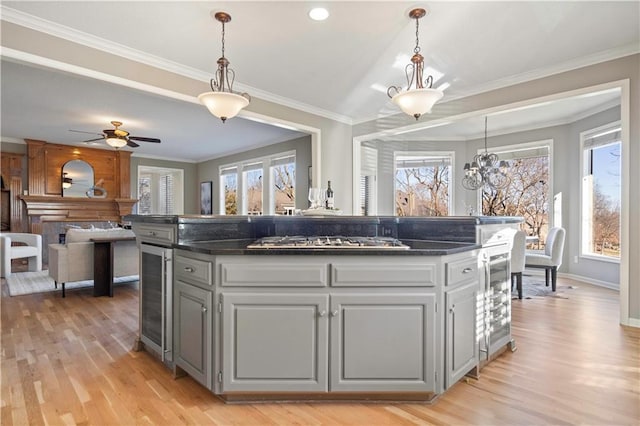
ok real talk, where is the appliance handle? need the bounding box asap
[484,254,491,360]
[160,250,166,363]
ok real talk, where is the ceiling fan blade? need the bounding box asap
[129,136,161,143]
[127,140,140,148]
[69,129,103,136]
[83,137,105,143]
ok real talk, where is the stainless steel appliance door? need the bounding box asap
[140,243,173,362]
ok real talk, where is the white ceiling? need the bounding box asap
[1,1,638,161]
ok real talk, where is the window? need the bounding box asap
[220,167,238,215]
[581,124,621,259]
[219,151,296,215]
[271,155,296,214]
[482,143,550,242]
[137,166,184,214]
[394,152,453,216]
[244,163,263,215]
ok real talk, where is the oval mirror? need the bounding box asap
[62,159,94,197]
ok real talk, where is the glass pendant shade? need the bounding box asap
[391,88,444,118]
[198,91,250,122]
[106,137,127,148]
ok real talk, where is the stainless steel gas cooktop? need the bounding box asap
[247,235,410,250]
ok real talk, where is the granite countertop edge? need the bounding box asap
[173,239,481,256]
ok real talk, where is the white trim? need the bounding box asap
[561,273,619,291]
[136,165,184,215]
[0,137,26,145]
[618,79,631,327]
[1,47,199,104]
[352,46,639,125]
[0,6,352,125]
[392,150,455,217]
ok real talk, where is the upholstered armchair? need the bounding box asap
[525,227,566,292]
[0,233,43,278]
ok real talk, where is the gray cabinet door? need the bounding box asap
[330,294,436,392]
[221,293,329,392]
[174,280,212,389]
[445,282,478,388]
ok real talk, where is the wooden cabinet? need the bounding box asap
[174,280,212,389]
[172,249,214,389]
[445,282,478,388]
[330,294,436,392]
[216,256,440,395]
[221,293,329,392]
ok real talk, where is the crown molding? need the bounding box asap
[0,6,353,125]
[1,137,26,145]
[353,45,639,126]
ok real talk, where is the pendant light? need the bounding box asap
[198,11,251,123]
[462,117,510,191]
[387,8,443,120]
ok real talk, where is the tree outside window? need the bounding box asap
[483,155,549,244]
[582,133,621,259]
[272,162,295,214]
[395,154,451,216]
[244,168,263,215]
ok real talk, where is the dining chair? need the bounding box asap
[510,230,526,299]
[525,227,566,292]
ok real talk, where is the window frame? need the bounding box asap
[218,150,296,216]
[392,150,455,217]
[579,121,622,263]
[136,165,184,215]
[478,139,553,237]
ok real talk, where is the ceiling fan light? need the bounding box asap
[391,88,444,119]
[106,136,127,148]
[198,91,250,123]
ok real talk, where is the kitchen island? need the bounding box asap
[126,214,521,402]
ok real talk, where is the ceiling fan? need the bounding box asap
[69,121,161,148]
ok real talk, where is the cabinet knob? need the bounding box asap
[331,310,339,317]
[318,310,326,317]
[462,267,473,273]
[149,231,157,236]
[449,305,455,314]
[202,306,208,313]
[184,267,194,273]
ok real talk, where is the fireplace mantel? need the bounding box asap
[21,195,137,234]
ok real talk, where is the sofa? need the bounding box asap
[48,227,139,297]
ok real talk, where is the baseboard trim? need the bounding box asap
[523,269,618,290]
[561,273,619,290]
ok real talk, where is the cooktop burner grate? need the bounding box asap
[247,235,410,250]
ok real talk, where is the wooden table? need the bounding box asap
[91,236,136,297]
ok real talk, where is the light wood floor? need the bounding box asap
[1,274,638,425]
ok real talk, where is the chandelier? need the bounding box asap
[462,117,510,191]
[387,8,443,120]
[198,11,250,123]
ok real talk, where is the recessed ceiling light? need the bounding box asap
[309,8,329,21]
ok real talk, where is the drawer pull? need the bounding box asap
[462,267,474,273]
[184,266,195,273]
[149,231,157,236]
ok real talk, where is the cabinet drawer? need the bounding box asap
[135,224,176,245]
[220,263,327,287]
[175,255,213,287]
[331,263,436,287]
[446,258,478,286]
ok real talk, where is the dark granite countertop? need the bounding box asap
[174,238,480,256]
